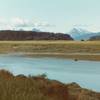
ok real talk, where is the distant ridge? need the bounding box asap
[89,35,100,41]
[69,28,100,40]
[32,28,41,32]
[0,30,73,40]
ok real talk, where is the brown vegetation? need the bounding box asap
[0,70,68,100]
[0,70,99,100]
[0,41,99,60]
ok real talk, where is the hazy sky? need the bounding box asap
[0,0,100,32]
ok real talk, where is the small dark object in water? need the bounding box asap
[74,59,78,61]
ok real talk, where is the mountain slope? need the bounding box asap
[89,35,100,40]
[0,30,73,40]
[69,28,100,40]
[32,28,41,32]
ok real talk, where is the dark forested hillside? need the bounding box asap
[0,31,73,40]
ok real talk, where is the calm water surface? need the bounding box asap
[0,54,100,91]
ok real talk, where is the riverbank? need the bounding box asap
[20,52,100,61]
[0,70,99,100]
[0,41,100,61]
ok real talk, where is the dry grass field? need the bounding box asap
[0,70,99,100]
[0,41,100,60]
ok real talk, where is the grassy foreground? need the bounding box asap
[0,70,99,100]
[0,41,100,60]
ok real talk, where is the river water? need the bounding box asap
[0,54,100,91]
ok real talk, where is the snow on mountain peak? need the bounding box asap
[69,28,91,35]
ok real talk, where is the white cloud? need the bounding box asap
[73,24,90,28]
[0,18,6,25]
[0,17,54,31]
[73,24,100,32]
[11,18,35,28]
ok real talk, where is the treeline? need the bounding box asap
[0,30,73,40]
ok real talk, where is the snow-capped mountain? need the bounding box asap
[68,28,100,40]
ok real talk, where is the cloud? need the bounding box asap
[73,24,90,28]
[0,17,54,30]
[73,24,100,32]
[0,18,6,25]
[11,18,36,28]
[35,22,54,27]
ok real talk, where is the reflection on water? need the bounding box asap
[0,54,100,91]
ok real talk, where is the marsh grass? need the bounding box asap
[0,70,68,100]
[0,41,100,53]
[0,41,100,60]
[0,70,100,100]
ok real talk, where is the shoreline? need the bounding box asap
[0,70,100,100]
[2,52,100,61]
[23,53,100,61]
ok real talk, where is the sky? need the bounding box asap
[0,0,100,32]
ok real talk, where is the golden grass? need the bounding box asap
[0,40,99,44]
[0,41,100,60]
[0,70,99,100]
[0,70,68,100]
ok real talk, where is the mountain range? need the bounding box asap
[0,30,73,40]
[89,35,100,41]
[68,28,100,40]
[31,27,100,40]
[0,27,100,40]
